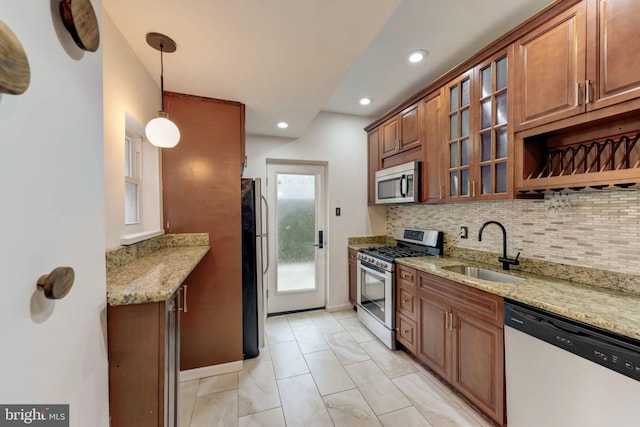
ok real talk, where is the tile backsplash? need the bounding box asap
[386,189,640,276]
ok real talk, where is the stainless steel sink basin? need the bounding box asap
[442,265,525,283]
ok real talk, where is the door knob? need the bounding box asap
[37,267,74,299]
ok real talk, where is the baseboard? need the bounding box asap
[180,360,243,382]
[325,303,354,313]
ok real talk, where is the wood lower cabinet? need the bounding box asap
[108,290,181,427]
[348,248,358,304]
[396,264,418,353]
[453,308,504,420]
[396,266,505,426]
[163,92,244,370]
[419,271,505,426]
[417,288,452,381]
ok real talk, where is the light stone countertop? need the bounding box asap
[396,256,640,341]
[107,244,209,306]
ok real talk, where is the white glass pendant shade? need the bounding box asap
[145,113,180,148]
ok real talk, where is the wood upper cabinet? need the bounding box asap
[422,90,444,203]
[445,70,474,200]
[348,248,358,304]
[380,102,422,160]
[380,116,400,158]
[416,271,505,426]
[586,0,640,111]
[399,102,421,151]
[445,49,512,202]
[515,0,640,132]
[514,2,586,130]
[367,129,380,206]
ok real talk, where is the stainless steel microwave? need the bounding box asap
[375,161,420,204]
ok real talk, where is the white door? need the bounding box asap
[266,162,326,314]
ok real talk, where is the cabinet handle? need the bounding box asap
[402,298,409,303]
[439,185,442,200]
[575,82,581,106]
[449,312,454,330]
[403,329,409,334]
[472,181,476,198]
[179,285,188,313]
[585,80,592,104]
[445,312,450,330]
[401,273,412,279]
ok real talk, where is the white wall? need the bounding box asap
[103,11,162,249]
[244,112,386,309]
[0,3,108,426]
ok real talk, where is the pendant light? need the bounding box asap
[145,32,180,148]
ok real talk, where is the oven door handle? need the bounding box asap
[358,260,392,278]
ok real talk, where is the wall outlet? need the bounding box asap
[460,226,468,239]
[335,207,341,216]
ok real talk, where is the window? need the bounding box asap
[124,134,142,224]
[120,112,163,245]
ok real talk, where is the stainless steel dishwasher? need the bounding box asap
[504,300,640,427]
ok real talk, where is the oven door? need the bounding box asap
[356,260,393,328]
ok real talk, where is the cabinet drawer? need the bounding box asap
[397,313,417,354]
[418,271,503,327]
[396,264,416,288]
[397,286,417,321]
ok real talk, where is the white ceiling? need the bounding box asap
[103,0,552,138]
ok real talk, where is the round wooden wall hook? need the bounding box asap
[59,0,100,52]
[37,267,75,299]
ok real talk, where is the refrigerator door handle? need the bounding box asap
[261,194,270,275]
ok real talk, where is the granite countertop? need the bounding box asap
[106,234,209,306]
[396,256,640,341]
[347,235,396,251]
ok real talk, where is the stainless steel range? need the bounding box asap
[356,227,443,349]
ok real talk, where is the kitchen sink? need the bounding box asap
[442,265,525,283]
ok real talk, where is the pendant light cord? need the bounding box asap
[160,43,165,112]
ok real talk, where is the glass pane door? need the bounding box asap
[276,173,316,292]
[266,162,326,314]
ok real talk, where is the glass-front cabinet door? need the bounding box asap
[446,70,473,200]
[476,51,511,199]
[445,49,512,201]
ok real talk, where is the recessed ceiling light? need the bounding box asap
[408,50,428,63]
[277,122,289,129]
[359,98,371,106]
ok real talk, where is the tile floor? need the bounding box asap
[179,309,494,427]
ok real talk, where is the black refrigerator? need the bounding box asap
[241,178,268,359]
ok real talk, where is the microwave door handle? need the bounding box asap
[400,174,407,197]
